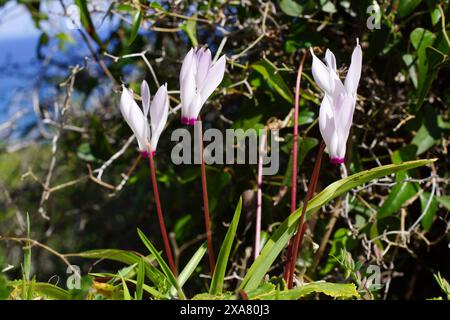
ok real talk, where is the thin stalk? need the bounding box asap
[148,153,177,276]
[254,129,267,260]
[197,117,215,275]
[284,51,307,282]
[287,141,325,288]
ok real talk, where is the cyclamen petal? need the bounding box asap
[150,84,169,152]
[119,82,169,155]
[141,80,151,118]
[179,47,226,125]
[312,40,362,164]
[180,62,197,121]
[344,40,362,96]
[196,48,212,90]
[120,86,149,152]
[310,47,335,95]
[325,49,337,72]
[199,55,226,106]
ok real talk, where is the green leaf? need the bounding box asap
[210,197,242,295]
[240,159,435,291]
[120,278,164,299]
[135,258,145,300]
[377,144,419,219]
[430,7,441,26]
[68,276,93,300]
[286,110,315,127]
[9,281,69,300]
[23,213,31,282]
[75,0,103,47]
[398,0,422,18]
[120,275,131,300]
[320,228,355,275]
[320,0,336,13]
[179,242,207,288]
[77,143,96,162]
[66,249,166,290]
[280,0,303,17]
[180,16,198,47]
[377,181,418,219]
[149,1,165,11]
[128,10,142,46]
[137,229,185,299]
[248,281,359,300]
[436,195,450,211]
[116,4,134,12]
[413,107,442,156]
[412,124,439,155]
[252,61,294,104]
[174,214,192,241]
[409,28,439,109]
[402,54,418,88]
[170,242,207,296]
[420,192,438,230]
[0,276,12,300]
[433,272,450,300]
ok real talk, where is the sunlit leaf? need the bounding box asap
[241,159,435,291]
[210,197,242,295]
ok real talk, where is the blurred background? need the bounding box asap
[0,0,449,299]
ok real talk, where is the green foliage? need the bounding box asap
[433,272,450,300]
[210,197,242,295]
[241,159,435,291]
[137,229,185,299]
[248,281,359,300]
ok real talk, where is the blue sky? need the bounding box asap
[0,1,40,40]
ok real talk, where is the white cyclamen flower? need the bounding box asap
[179,47,226,125]
[310,39,362,164]
[119,80,169,157]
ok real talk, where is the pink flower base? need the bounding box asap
[181,117,196,125]
[330,157,345,165]
[140,150,156,158]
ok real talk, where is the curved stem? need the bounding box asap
[284,51,307,283]
[148,154,177,276]
[197,117,215,275]
[287,142,325,289]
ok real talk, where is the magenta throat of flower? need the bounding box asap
[140,150,156,158]
[330,157,345,165]
[181,117,197,126]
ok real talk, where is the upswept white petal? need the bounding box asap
[334,93,355,140]
[180,48,195,83]
[150,84,169,152]
[319,96,338,157]
[195,48,212,90]
[141,80,151,118]
[120,86,149,152]
[310,47,334,95]
[344,41,362,96]
[180,62,197,119]
[325,49,337,71]
[199,55,226,105]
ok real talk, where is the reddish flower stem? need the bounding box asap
[284,52,307,282]
[197,117,215,275]
[255,129,267,260]
[148,153,177,276]
[287,142,325,288]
